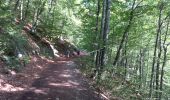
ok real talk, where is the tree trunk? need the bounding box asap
[149,2,163,98]
[20,0,23,20]
[139,49,143,89]
[100,0,111,66]
[32,1,46,32]
[23,0,30,21]
[113,0,136,66]
[159,19,169,100]
[48,0,54,13]
[95,0,101,76]
[159,46,167,100]
[155,32,162,98]
[123,32,128,80]
[14,0,20,11]
[98,0,106,68]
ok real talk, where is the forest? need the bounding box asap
[0,0,170,100]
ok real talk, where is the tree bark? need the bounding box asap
[159,19,169,100]
[14,0,20,11]
[139,49,144,89]
[113,0,136,66]
[100,0,111,66]
[95,0,101,74]
[20,0,23,20]
[149,2,163,98]
[32,1,46,32]
[23,0,30,21]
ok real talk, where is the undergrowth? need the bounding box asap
[1,55,30,72]
[76,56,144,100]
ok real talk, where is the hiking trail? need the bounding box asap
[0,56,107,100]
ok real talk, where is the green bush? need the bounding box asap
[1,55,30,72]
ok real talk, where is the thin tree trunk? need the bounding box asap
[32,1,46,31]
[149,2,163,98]
[23,0,30,21]
[124,32,128,80]
[95,0,101,74]
[20,0,23,20]
[113,0,136,66]
[155,31,162,98]
[14,0,20,11]
[100,0,111,66]
[159,19,169,100]
[48,0,54,13]
[98,0,106,67]
[139,49,143,89]
[159,46,167,100]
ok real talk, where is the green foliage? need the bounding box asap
[78,0,170,99]
[0,0,82,71]
[78,56,143,100]
[1,55,30,72]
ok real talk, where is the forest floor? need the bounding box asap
[0,55,108,100]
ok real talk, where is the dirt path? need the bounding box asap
[0,56,105,100]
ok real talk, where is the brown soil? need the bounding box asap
[0,56,107,100]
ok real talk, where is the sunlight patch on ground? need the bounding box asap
[77,88,87,91]
[66,61,75,66]
[59,74,71,78]
[0,80,24,92]
[49,82,72,87]
[36,65,43,69]
[48,81,79,87]
[68,80,79,86]
[34,89,48,95]
[62,70,71,74]
[29,87,49,95]
[54,71,59,73]
[48,80,80,88]
[99,92,110,100]
[32,57,38,62]
[33,74,40,79]
[56,61,68,64]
